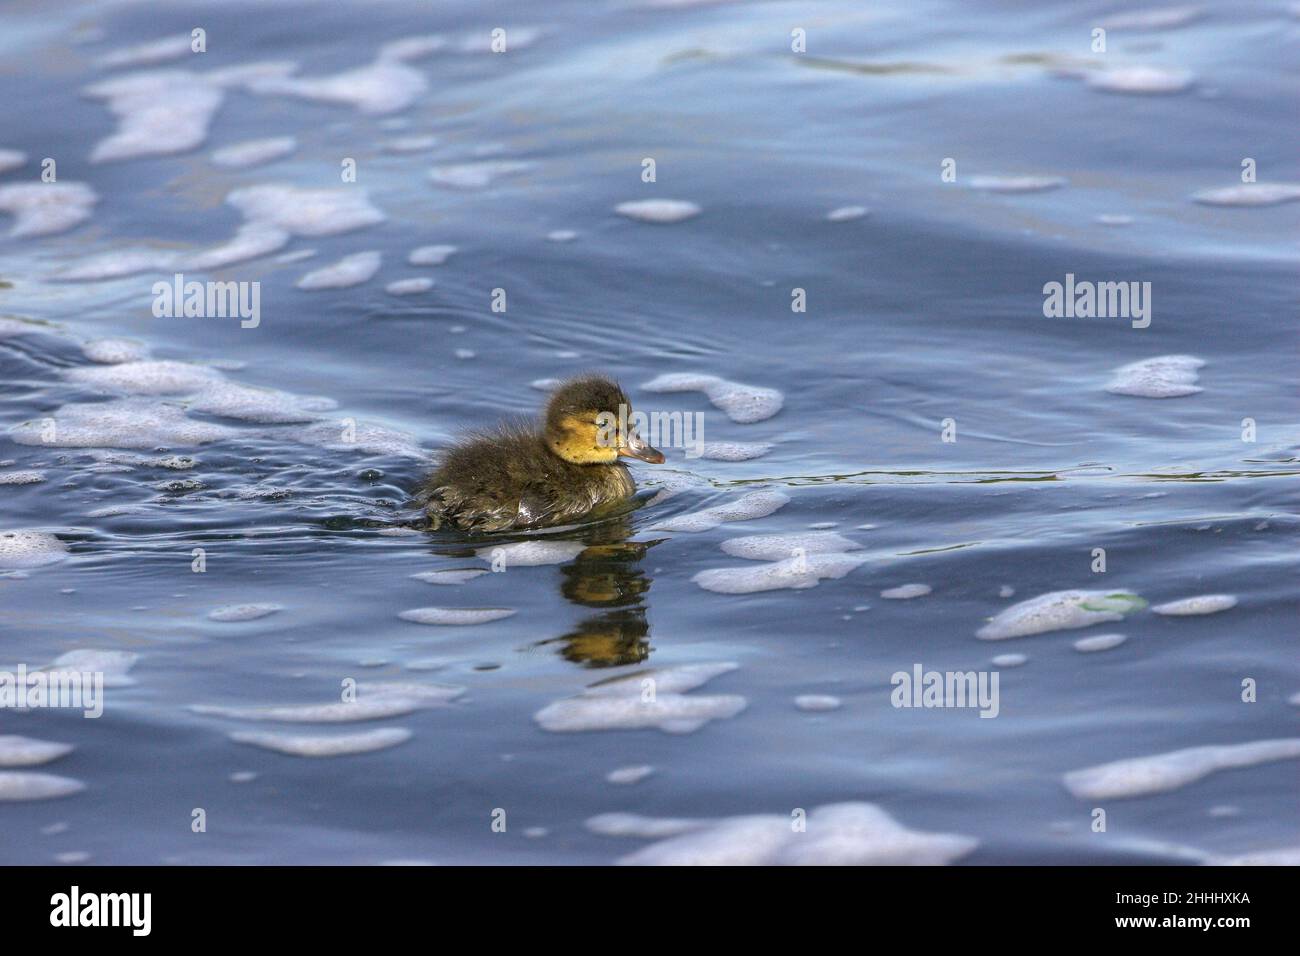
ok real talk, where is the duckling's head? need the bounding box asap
[544,375,665,466]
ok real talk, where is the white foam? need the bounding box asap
[55,248,181,281]
[586,662,739,697]
[1151,594,1237,616]
[1064,738,1300,799]
[641,372,783,423]
[795,695,842,712]
[193,682,463,723]
[977,589,1145,640]
[0,736,73,768]
[276,249,317,264]
[10,399,237,449]
[651,489,789,532]
[720,531,860,561]
[188,382,337,423]
[969,175,1066,193]
[0,182,98,237]
[476,541,585,567]
[231,726,413,757]
[586,813,703,838]
[0,471,44,485]
[1218,846,1300,866]
[1087,67,1194,94]
[386,277,435,296]
[699,441,772,461]
[408,244,458,265]
[428,161,532,189]
[82,338,149,364]
[411,569,489,585]
[536,662,745,734]
[694,552,866,594]
[96,35,193,69]
[881,583,931,599]
[208,603,282,622]
[249,57,427,114]
[1100,6,1203,30]
[826,205,869,221]
[378,35,448,61]
[211,136,297,168]
[607,765,655,785]
[0,772,85,801]
[383,134,439,153]
[66,360,223,395]
[85,70,226,162]
[537,694,746,734]
[226,184,385,237]
[1106,355,1204,398]
[614,199,702,223]
[1073,632,1128,652]
[1191,183,1300,207]
[547,230,578,242]
[990,653,1028,667]
[50,649,138,687]
[297,251,382,290]
[0,530,68,569]
[399,607,516,625]
[615,802,977,866]
[295,419,425,458]
[0,148,27,173]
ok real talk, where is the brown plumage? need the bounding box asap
[417,375,664,533]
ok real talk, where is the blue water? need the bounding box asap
[0,0,1296,864]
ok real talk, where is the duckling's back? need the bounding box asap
[418,425,633,533]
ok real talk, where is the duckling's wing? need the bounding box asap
[424,482,523,533]
[516,483,574,528]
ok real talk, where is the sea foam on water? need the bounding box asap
[977,589,1145,639]
[535,662,746,734]
[611,802,977,866]
[641,373,783,423]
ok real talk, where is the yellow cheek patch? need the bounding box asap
[549,413,620,464]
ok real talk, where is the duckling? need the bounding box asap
[418,374,664,533]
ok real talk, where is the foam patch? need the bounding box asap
[230,727,413,757]
[1064,738,1300,799]
[641,372,783,423]
[613,802,977,866]
[614,199,701,223]
[0,530,68,569]
[398,607,517,625]
[977,589,1146,640]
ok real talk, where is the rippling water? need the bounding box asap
[1,0,1297,865]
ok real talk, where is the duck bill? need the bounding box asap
[619,432,665,464]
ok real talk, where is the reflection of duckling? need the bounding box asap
[541,609,651,668]
[418,375,664,533]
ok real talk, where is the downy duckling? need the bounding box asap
[418,374,664,533]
